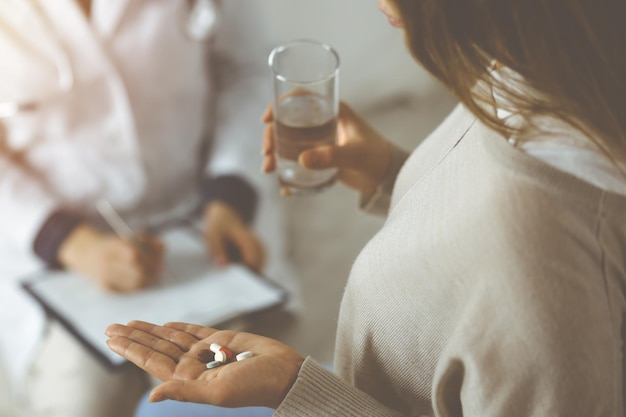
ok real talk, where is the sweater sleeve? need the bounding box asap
[359,144,410,216]
[274,358,403,417]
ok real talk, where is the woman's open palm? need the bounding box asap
[106,320,304,409]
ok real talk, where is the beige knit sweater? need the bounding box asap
[274,105,626,416]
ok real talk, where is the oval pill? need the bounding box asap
[219,347,233,359]
[206,360,222,369]
[209,343,222,353]
[214,350,228,363]
[236,351,253,361]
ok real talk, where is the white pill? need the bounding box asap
[236,351,254,361]
[209,343,222,353]
[206,360,222,369]
[214,350,228,363]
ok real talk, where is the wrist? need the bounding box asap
[33,209,85,267]
[201,176,258,225]
[376,139,393,183]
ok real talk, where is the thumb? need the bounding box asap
[149,381,213,404]
[299,145,344,170]
[204,231,228,267]
[299,144,364,171]
[230,230,265,272]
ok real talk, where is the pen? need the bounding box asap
[96,199,169,287]
[95,199,134,238]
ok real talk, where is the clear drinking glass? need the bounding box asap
[268,39,340,195]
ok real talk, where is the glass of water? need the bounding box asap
[268,39,340,195]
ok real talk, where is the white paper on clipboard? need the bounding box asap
[21,227,287,368]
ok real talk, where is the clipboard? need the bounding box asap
[21,227,287,369]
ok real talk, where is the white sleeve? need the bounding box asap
[0,150,59,254]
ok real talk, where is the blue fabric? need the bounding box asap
[134,391,274,417]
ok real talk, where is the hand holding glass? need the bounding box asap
[268,40,340,195]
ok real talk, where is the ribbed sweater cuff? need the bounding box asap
[33,210,84,268]
[202,175,258,225]
[274,357,400,417]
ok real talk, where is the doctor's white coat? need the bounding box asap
[0,0,288,396]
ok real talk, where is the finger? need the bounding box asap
[225,241,242,263]
[204,230,228,267]
[261,125,277,174]
[106,323,187,358]
[137,250,164,284]
[106,335,177,381]
[262,124,275,155]
[297,145,337,170]
[126,320,204,350]
[163,322,222,341]
[260,103,274,123]
[113,241,157,286]
[113,239,141,264]
[118,259,155,291]
[229,231,265,272]
[262,155,276,173]
[251,239,267,272]
[101,261,145,292]
[134,232,164,253]
[150,380,218,404]
[299,143,363,171]
[133,234,165,272]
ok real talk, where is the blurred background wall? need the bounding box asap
[262,0,444,109]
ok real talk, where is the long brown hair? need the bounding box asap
[392,0,626,163]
